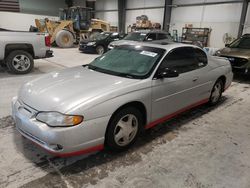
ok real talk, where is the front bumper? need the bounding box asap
[218,55,250,73]
[79,44,96,53]
[12,98,109,157]
[108,45,114,50]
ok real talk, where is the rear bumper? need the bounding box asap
[45,50,53,58]
[224,71,233,91]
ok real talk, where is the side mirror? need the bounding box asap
[157,68,179,79]
[147,38,153,41]
[225,44,230,47]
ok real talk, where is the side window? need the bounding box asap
[159,47,202,74]
[194,48,208,67]
[158,33,168,40]
[110,33,119,40]
[146,33,157,41]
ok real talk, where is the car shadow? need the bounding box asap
[0,63,51,78]
[13,96,229,187]
[233,73,250,84]
[80,51,95,54]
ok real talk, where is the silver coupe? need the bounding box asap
[12,43,233,157]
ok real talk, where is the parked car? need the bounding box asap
[12,43,232,157]
[0,28,53,74]
[79,32,125,55]
[108,30,173,50]
[215,34,250,74]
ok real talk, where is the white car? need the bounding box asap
[12,43,233,157]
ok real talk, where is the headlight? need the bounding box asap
[36,112,83,127]
[215,50,221,56]
[87,42,96,46]
[108,44,114,49]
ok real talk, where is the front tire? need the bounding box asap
[209,79,223,105]
[6,50,34,74]
[55,30,74,48]
[96,45,105,55]
[105,107,143,151]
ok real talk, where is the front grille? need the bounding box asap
[221,56,249,67]
[18,100,38,118]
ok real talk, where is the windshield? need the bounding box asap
[90,32,110,40]
[123,32,147,41]
[229,37,250,49]
[88,45,165,79]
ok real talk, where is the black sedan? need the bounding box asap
[79,32,125,55]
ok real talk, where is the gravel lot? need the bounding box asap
[1,48,250,188]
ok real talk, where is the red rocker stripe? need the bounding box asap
[145,98,209,129]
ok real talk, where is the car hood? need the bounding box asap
[18,66,139,113]
[80,39,99,43]
[218,47,250,59]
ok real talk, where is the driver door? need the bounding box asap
[151,47,208,123]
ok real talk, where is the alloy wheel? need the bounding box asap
[114,114,139,146]
[12,54,31,72]
[211,81,222,103]
[96,46,104,55]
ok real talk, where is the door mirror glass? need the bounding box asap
[157,68,179,79]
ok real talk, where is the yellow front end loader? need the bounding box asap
[34,7,110,48]
[35,18,76,48]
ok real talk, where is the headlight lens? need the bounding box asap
[215,50,221,56]
[36,112,83,127]
[87,42,96,46]
[108,44,114,49]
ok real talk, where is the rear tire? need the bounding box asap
[209,79,223,105]
[6,50,34,74]
[55,30,74,48]
[105,107,143,151]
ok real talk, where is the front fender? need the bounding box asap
[72,86,152,124]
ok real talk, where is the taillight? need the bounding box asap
[45,35,51,47]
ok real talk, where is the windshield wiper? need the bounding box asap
[116,73,137,79]
[83,64,98,70]
[83,65,138,79]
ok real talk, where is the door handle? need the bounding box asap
[192,77,199,82]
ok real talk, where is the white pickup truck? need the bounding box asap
[0,28,53,74]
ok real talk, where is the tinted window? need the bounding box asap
[90,32,109,40]
[158,33,169,40]
[123,32,147,41]
[110,33,119,39]
[159,47,206,74]
[194,48,207,67]
[229,37,250,49]
[147,33,157,40]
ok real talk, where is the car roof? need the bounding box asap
[118,41,202,52]
[133,30,169,34]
